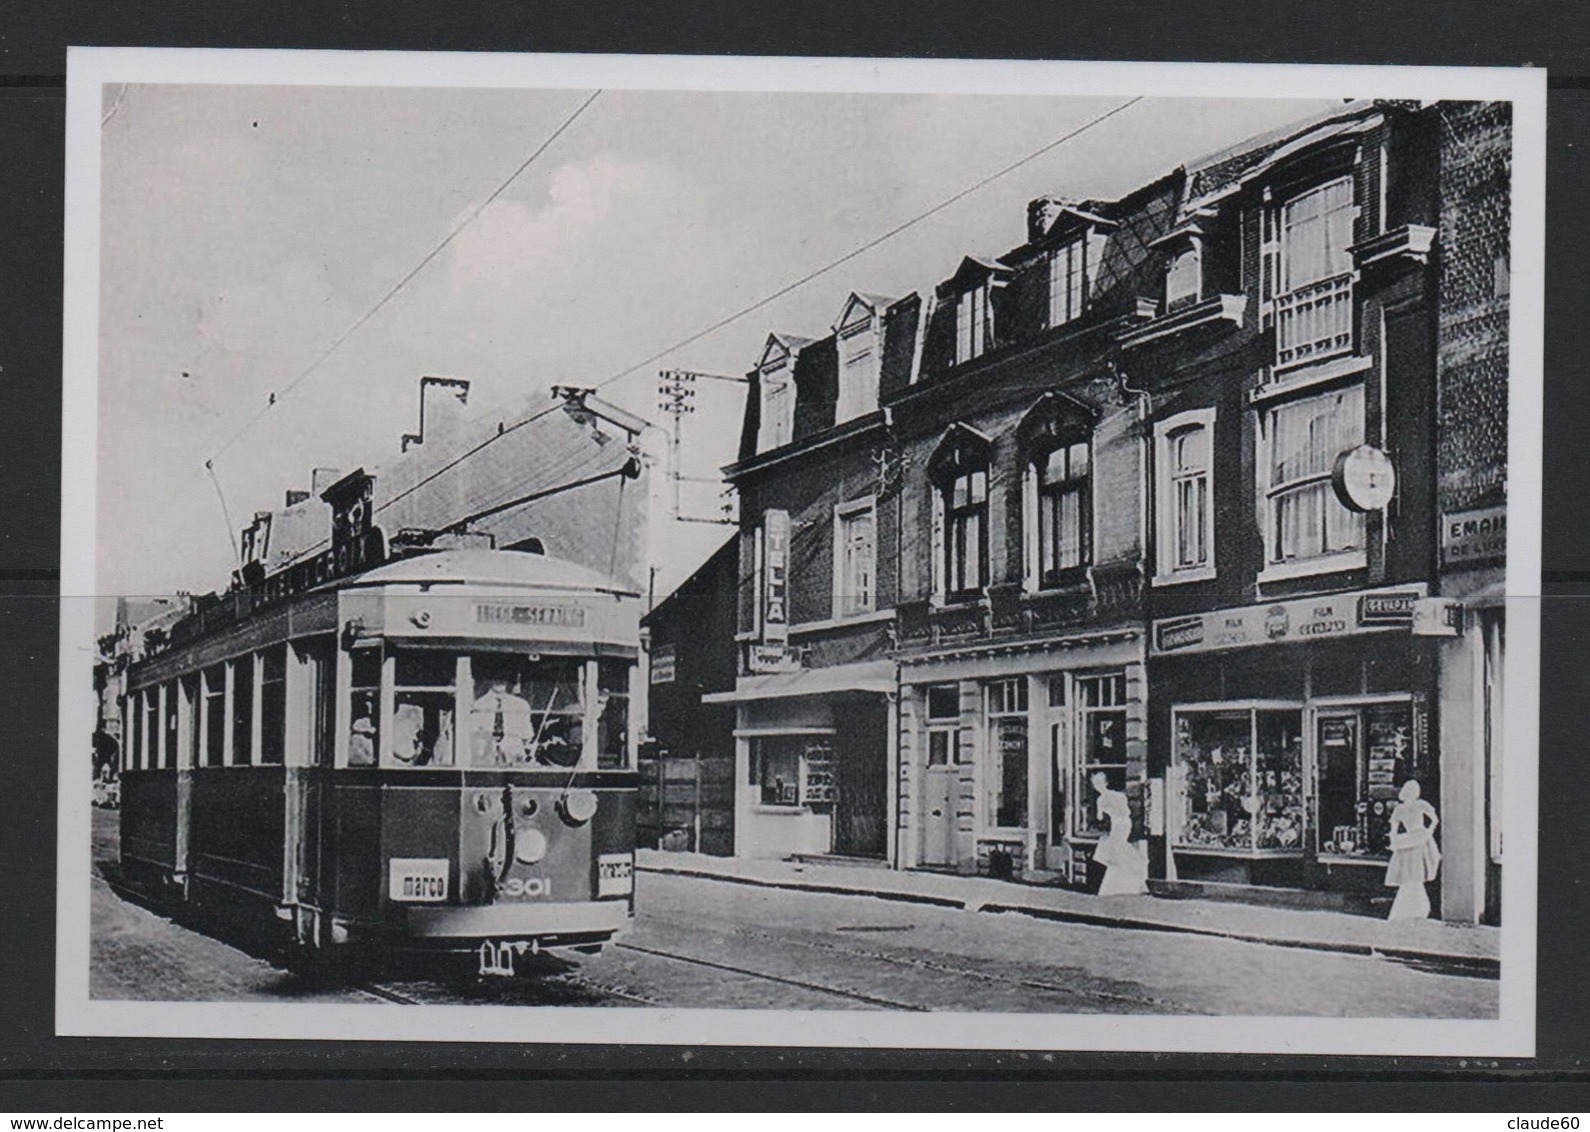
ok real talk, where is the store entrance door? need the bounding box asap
[833,699,887,858]
[1315,711,1362,856]
[921,766,955,866]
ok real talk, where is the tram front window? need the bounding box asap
[597,659,631,770]
[469,654,584,768]
[391,651,455,767]
[348,648,381,767]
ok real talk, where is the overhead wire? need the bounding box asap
[318,95,1151,524]
[215,94,1147,571]
[202,88,603,471]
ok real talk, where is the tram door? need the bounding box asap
[289,639,337,913]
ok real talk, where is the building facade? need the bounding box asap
[639,535,741,855]
[702,101,1508,922]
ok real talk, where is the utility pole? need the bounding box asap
[656,369,747,526]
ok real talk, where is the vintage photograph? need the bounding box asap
[57,51,1543,1054]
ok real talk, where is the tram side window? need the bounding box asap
[203,666,226,767]
[128,691,142,770]
[596,660,631,770]
[231,655,253,765]
[469,653,584,768]
[143,690,158,770]
[163,682,178,770]
[348,647,381,767]
[390,651,456,767]
[259,645,286,764]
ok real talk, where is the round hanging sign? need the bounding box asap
[1332,444,1397,512]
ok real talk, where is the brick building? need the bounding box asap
[703,101,1509,921]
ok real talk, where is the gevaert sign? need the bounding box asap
[1151,585,1429,656]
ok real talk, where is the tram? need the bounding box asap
[117,470,642,978]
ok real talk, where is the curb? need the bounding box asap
[638,862,1500,981]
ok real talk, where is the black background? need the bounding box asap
[3,0,1589,1112]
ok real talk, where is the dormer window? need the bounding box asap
[955,285,988,363]
[757,360,793,453]
[1164,244,1202,312]
[1049,237,1088,327]
[834,293,888,424]
[753,334,805,454]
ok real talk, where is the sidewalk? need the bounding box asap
[636,849,1500,976]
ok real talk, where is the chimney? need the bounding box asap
[311,467,343,495]
[285,489,311,507]
[1027,195,1069,244]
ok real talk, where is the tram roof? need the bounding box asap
[343,548,642,598]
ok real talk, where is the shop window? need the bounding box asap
[1262,384,1365,571]
[390,651,455,767]
[259,645,286,765]
[347,647,382,767]
[1073,672,1128,837]
[1155,410,1216,582]
[924,684,961,766]
[202,665,225,767]
[596,659,631,770]
[1033,439,1091,585]
[985,679,1029,830]
[1049,237,1087,327]
[1270,175,1357,368]
[1174,707,1305,854]
[231,655,253,766]
[750,734,832,807]
[1316,700,1417,860]
[833,499,876,618]
[469,653,584,768]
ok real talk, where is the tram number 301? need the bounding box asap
[499,876,553,898]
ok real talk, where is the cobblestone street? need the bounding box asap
[90,809,1496,1016]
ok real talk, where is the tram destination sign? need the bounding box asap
[1151,586,1428,656]
[475,601,588,628]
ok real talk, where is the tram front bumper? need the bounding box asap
[403,900,631,940]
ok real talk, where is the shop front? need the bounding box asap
[705,660,895,861]
[1149,586,1449,908]
[897,630,1147,886]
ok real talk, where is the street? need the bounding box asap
[89,809,1496,1016]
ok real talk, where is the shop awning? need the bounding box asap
[702,660,895,704]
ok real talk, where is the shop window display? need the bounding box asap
[1317,700,1417,859]
[1174,707,1305,853]
[750,735,833,807]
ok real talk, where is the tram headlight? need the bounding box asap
[514,826,549,865]
[557,789,599,826]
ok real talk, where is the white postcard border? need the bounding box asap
[58,47,1546,1056]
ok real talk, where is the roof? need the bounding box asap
[1182,100,1380,208]
[344,548,641,597]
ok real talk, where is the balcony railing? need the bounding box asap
[1274,273,1353,369]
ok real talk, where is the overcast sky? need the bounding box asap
[95,84,1339,600]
